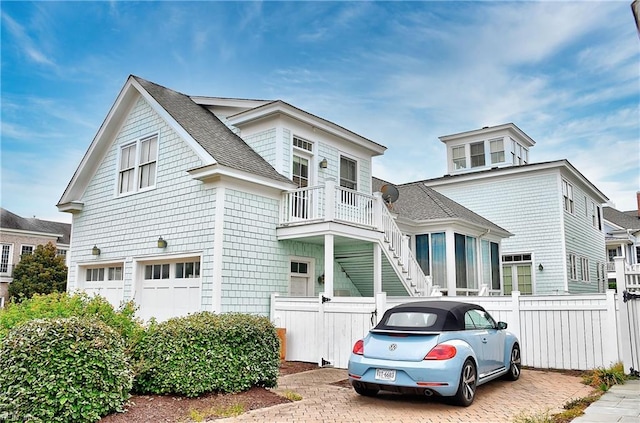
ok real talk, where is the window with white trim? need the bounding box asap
[118,134,158,194]
[502,253,533,295]
[470,142,485,168]
[0,244,11,273]
[562,180,574,214]
[489,138,504,164]
[289,259,312,296]
[108,266,123,281]
[580,257,590,282]
[452,146,466,170]
[175,261,201,278]
[20,245,34,257]
[590,201,602,230]
[339,156,357,190]
[86,268,105,281]
[568,253,577,280]
[145,263,170,280]
[293,136,313,152]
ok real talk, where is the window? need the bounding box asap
[290,259,312,296]
[108,266,123,281]
[292,155,309,188]
[145,263,170,280]
[490,138,504,164]
[452,146,466,170]
[580,257,590,282]
[511,139,517,165]
[56,249,67,257]
[176,261,201,278]
[339,156,357,190]
[568,253,578,280]
[20,245,34,257]
[562,180,574,214]
[455,233,477,292]
[481,240,500,290]
[591,202,601,230]
[118,134,158,194]
[464,309,496,330]
[470,142,485,168]
[415,234,430,276]
[608,247,621,262]
[636,247,640,264]
[415,233,447,287]
[86,268,105,282]
[293,136,313,152]
[0,244,11,273]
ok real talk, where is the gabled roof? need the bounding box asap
[372,177,511,237]
[1,208,71,244]
[603,206,640,232]
[133,76,292,184]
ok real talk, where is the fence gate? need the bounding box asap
[621,290,640,377]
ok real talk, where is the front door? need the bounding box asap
[503,262,532,295]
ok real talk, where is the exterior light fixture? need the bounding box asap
[538,263,544,271]
[318,274,325,284]
[319,158,328,169]
[92,245,101,256]
[157,237,167,248]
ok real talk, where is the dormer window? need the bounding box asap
[490,139,504,164]
[118,134,158,195]
[452,146,466,170]
[470,142,485,168]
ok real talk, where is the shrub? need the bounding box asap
[0,292,143,347]
[8,242,67,301]
[0,317,133,422]
[132,312,280,397]
[582,362,627,391]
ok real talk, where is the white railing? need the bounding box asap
[280,185,325,225]
[334,186,375,227]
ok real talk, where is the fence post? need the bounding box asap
[270,293,280,327]
[510,291,521,342]
[615,256,634,375]
[604,289,619,367]
[375,292,387,325]
[318,293,326,367]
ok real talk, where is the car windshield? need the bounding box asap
[385,312,438,329]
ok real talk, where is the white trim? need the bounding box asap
[212,186,225,313]
[115,131,160,197]
[0,228,63,239]
[188,163,295,191]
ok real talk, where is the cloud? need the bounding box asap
[1,10,56,68]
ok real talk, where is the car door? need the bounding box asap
[465,310,505,375]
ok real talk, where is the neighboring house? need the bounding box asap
[419,123,609,295]
[603,195,640,285]
[57,75,510,321]
[0,208,71,305]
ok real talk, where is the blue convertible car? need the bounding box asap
[348,301,521,406]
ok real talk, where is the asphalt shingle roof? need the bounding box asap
[1,208,71,244]
[372,177,510,235]
[134,76,292,185]
[603,206,640,232]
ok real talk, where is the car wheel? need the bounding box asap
[454,359,477,407]
[505,343,521,381]
[353,383,379,397]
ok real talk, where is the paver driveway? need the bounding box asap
[218,368,595,423]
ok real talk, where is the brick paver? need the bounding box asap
[216,368,595,423]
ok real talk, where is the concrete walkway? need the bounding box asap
[572,379,640,423]
[216,367,596,423]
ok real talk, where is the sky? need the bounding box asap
[1,1,639,224]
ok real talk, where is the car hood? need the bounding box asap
[364,332,440,362]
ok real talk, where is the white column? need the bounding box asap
[373,242,382,294]
[324,233,334,297]
[603,289,619,367]
[445,229,457,295]
[325,179,336,222]
[615,256,633,374]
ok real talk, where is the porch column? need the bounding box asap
[373,242,382,294]
[445,229,457,295]
[325,179,336,222]
[324,234,334,297]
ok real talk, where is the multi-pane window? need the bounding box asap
[145,263,170,280]
[293,136,313,152]
[176,261,201,278]
[292,155,309,188]
[489,139,504,164]
[108,266,123,281]
[0,244,10,273]
[562,180,574,214]
[452,146,466,170]
[502,254,533,295]
[470,142,485,168]
[119,134,158,194]
[340,156,357,190]
[568,253,578,280]
[86,268,105,282]
[580,257,590,282]
[56,249,67,257]
[415,233,447,289]
[20,245,33,257]
[290,260,311,296]
[291,261,308,274]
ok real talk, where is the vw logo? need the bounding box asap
[389,343,397,351]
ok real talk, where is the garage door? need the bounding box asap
[82,265,124,308]
[137,260,201,322]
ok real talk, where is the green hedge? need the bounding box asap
[132,312,280,397]
[0,292,143,346]
[0,317,133,422]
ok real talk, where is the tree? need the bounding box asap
[9,242,67,301]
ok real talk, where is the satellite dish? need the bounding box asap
[380,184,399,203]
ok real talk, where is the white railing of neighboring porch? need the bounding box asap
[280,179,434,296]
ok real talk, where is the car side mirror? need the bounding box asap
[497,321,508,330]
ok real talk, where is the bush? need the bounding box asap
[132,312,280,397]
[8,242,67,301]
[0,292,143,347]
[0,317,133,422]
[582,362,627,391]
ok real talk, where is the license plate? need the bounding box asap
[375,368,396,381]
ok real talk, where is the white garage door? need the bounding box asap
[137,260,201,322]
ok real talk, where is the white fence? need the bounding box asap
[271,291,622,371]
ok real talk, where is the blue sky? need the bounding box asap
[1,1,638,223]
